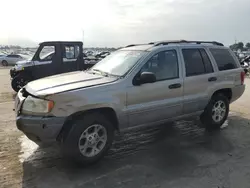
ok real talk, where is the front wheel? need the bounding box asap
[200,94,229,130]
[62,113,115,165]
[11,74,31,92]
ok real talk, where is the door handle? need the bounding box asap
[208,77,217,82]
[169,83,182,89]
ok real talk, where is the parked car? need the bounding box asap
[0,53,6,58]
[85,50,94,56]
[10,41,96,92]
[0,54,28,66]
[95,51,111,59]
[15,40,245,165]
[240,55,250,74]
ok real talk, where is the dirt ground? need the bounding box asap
[0,67,250,188]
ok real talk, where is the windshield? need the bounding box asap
[90,50,146,76]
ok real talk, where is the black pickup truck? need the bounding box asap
[10,41,96,92]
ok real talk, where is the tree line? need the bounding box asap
[0,45,22,49]
[230,42,250,51]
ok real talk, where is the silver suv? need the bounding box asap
[15,40,245,164]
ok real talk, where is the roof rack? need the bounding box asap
[125,44,138,48]
[125,43,149,48]
[124,40,224,49]
[151,40,224,46]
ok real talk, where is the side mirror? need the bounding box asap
[140,72,156,84]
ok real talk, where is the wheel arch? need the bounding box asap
[211,88,232,101]
[57,107,119,142]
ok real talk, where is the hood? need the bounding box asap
[25,71,117,97]
[14,60,34,71]
[16,59,33,65]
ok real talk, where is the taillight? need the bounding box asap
[241,71,245,85]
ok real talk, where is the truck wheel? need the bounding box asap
[11,74,31,92]
[2,60,8,66]
[200,94,229,130]
[62,113,115,165]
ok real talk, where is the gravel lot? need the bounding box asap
[0,67,250,188]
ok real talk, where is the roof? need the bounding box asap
[39,41,83,45]
[120,44,154,51]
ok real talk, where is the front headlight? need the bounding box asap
[22,96,54,115]
[15,64,24,71]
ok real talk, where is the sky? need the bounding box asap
[0,0,249,47]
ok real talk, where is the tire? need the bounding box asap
[200,94,229,130]
[2,60,8,66]
[61,112,115,165]
[11,74,31,92]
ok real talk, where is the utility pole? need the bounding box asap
[234,36,237,44]
[82,30,84,47]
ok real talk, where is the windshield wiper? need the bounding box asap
[92,69,109,76]
[92,69,120,78]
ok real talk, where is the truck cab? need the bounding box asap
[10,41,93,92]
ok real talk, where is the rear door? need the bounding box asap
[16,55,24,62]
[208,48,243,95]
[61,44,82,73]
[181,48,216,114]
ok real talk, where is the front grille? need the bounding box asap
[15,89,27,116]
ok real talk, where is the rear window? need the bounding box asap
[210,48,237,71]
[7,55,19,58]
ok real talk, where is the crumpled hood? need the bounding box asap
[25,71,117,97]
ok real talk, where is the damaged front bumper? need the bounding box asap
[10,67,17,78]
[15,88,66,144]
[16,115,66,144]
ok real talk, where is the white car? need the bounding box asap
[0,54,29,66]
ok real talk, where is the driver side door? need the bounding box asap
[126,49,184,127]
[33,45,57,79]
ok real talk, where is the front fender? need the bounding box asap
[48,85,127,128]
[11,64,34,79]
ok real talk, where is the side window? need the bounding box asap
[210,48,237,71]
[64,45,80,60]
[7,55,15,58]
[141,50,179,81]
[39,46,55,61]
[182,49,205,76]
[44,53,54,61]
[200,49,213,73]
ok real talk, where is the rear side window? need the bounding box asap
[64,45,80,60]
[182,49,214,77]
[210,48,237,71]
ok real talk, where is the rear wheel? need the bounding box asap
[62,113,115,165]
[200,94,229,130]
[2,60,8,66]
[11,74,31,92]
